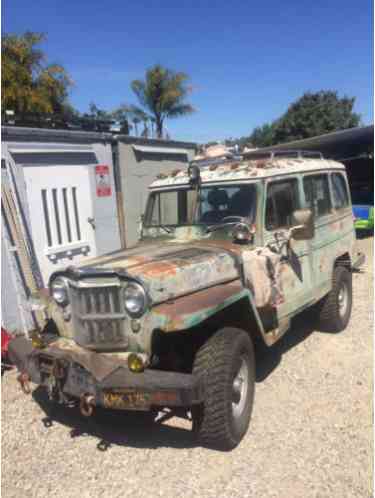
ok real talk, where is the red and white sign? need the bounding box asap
[95,165,111,197]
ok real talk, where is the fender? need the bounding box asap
[151,279,267,342]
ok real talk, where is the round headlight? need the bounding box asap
[124,282,147,318]
[51,278,69,306]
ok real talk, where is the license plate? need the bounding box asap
[103,390,151,410]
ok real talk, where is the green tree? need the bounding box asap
[131,116,140,136]
[249,123,276,147]
[2,31,73,115]
[131,64,194,139]
[248,91,361,147]
[274,91,361,143]
[87,102,112,120]
[129,106,149,137]
[112,104,132,134]
[149,116,156,138]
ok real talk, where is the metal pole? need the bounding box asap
[112,141,127,249]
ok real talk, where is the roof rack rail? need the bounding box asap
[190,155,237,168]
[2,111,130,134]
[243,149,324,160]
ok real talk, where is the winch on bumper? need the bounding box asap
[8,336,204,415]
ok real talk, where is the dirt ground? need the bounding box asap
[2,236,373,498]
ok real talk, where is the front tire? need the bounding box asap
[318,265,352,332]
[192,327,255,450]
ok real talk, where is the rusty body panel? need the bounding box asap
[153,280,248,332]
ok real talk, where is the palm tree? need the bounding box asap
[149,117,154,138]
[132,116,141,136]
[112,104,133,134]
[131,65,194,139]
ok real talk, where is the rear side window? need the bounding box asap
[331,173,349,209]
[303,174,331,218]
[265,179,299,230]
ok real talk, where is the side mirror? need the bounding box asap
[290,208,314,240]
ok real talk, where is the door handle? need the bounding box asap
[87,217,96,229]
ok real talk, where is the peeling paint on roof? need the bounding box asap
[149,158,345,189]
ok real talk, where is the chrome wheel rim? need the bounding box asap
[232,358,249,419]
[338,282,348,318]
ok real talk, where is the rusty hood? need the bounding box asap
[69,241,243,305]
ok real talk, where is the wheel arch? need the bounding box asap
[151,281,266,341]
[150,285,267,371]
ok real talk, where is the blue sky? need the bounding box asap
[3,0,374,143]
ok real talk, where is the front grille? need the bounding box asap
[69,282,128,351]
[72,285,122,316]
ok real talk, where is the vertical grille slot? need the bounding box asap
[111,287,121,313]
[84,292,92,314]
[104,292,111,313]
[71,285,123,316]
[99,292,106,313]
[69,281,127,350]
[80,291,87,315]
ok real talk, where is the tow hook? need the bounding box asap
[79,393,95,417]
[17,372,31,395]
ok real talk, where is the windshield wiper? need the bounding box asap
[205,222,238,233]
[206,216,248,234]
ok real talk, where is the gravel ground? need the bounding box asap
[2,236,373,498]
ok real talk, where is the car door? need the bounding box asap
[263,176,313,320]
[303,171,354,300]
[302,172,335,299]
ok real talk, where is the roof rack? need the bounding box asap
[2,112,130,134]
[190,155,238,168]
[242,149,324,160]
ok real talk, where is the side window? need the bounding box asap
[265,179,299,230]
[303,174,331,218]
[331,173,349,209]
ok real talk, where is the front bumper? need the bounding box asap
[8,336,204,411]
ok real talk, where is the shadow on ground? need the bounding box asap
[255,308,318,382]
[31,298,360,451]
[32,386,195,451]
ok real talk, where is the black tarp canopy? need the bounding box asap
[256,125,373,161]
[256,125,374,186]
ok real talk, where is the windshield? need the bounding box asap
[145,184,257,227]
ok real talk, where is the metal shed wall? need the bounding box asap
[116,137,196,247]
[1,127,120,332]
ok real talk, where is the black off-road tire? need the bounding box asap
[318,265,352,332]
[192,327,255,450]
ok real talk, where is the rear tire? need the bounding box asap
[318,266,352,332]
[192,327,255,450]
